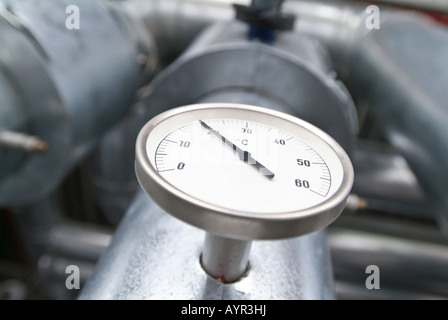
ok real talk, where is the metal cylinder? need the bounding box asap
[12,194,112,263]
[0,0,158,206]
[286,0,448,228]
[89,109,144,225]
[79,190,335,300]
[139,20,358,153]
[121,0,234,67]
[347,17,448,230]
[0,72,28,181]
[0,131,48,154]
[329,225,448,299]
[201,234,252,283]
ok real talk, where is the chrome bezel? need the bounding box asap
[136,103,353,240]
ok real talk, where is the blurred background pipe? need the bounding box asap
[0,0,158,207]
[365,0,448,14]
[281,0,448,229]
[121,0,235,68]
[10,195,112,299]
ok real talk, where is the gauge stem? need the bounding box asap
[201,233,252,283]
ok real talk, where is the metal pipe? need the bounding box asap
[78,188,448,299]
[282,0,448,229]
[351,142,431,219]
[13,195,113,264]
[0,62,29,181]
[0,131,49,154]
[138,19,357,152]
[48,223,112,262]
[8,192,113,299]
[120,0,235,67]
[0,0,158,207]
[365,0,448,14]
[89,110,143,225]
[80,190,335,299]
[329,226,448,298]
[201,233,252,283]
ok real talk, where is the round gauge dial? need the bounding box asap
[136,103,353,240]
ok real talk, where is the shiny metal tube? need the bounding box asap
[201,234,252,283]
[48,223,112,262]
[282,0,448,228]
[0,131,48,154]
[89,111,143,225]
[10,195,112,298]
[80,190,335,299]
[0,73,25,133]
[121,0,234,66]
[13,196,112,264]
[0,0,158,206]
[0,72,28,180]
[329,225,448,299]
[367,0,448,13]
[285,0,374,73]
[139,19,357,153]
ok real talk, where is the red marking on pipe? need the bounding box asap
[214,275,227,283]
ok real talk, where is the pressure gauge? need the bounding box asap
[136,103,353,282]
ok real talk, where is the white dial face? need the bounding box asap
[146,118,344,214]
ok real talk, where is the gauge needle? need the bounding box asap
[199,120,275,179]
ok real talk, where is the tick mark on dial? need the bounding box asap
[199,120,275,179]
